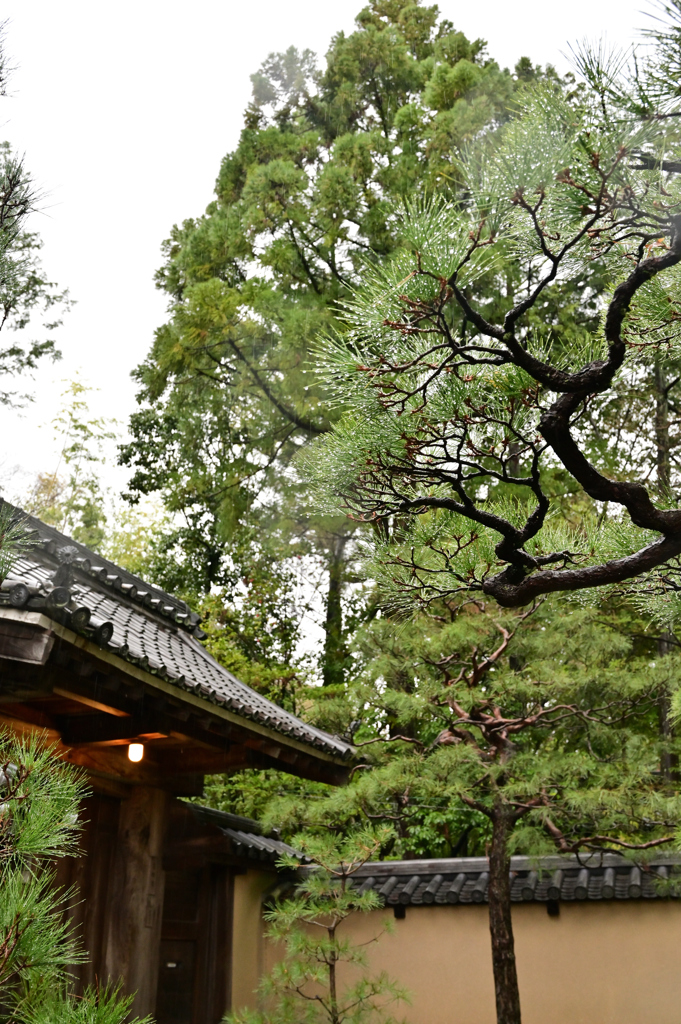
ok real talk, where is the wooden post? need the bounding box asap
[103,786,168,1018]
[54,793,122,993]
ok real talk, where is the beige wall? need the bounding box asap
[235,876,681,1024]
[231,868,277,1013]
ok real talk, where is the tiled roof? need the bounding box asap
[350,854,681,905]
[181,804,302,866]
[0,507,353,762]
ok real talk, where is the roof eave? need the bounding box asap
[0,608,353,783]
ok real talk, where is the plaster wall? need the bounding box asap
[243,893,681,1024]
[231,868,277,1013]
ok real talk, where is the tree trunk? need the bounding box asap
[488,805,522,1024]
[322,535,347,687]
[328,925,339,1024]
[653,360,678,781]
[654,357,671,495]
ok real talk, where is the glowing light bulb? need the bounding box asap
[128,743,144,762]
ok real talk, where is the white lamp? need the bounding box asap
[128,743,144,762]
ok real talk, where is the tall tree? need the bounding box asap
[120,0,541,682]
[301,32,681,1024]
[258,593,680,1024]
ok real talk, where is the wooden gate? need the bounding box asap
[156,865,233,1024]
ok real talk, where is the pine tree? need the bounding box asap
[225,828,407,1024]
[304,51,681,608]
[260,596,681,1024]
[300,29,681,1024]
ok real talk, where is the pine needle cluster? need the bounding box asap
[303,48,681,609]
[0,732,150,1024]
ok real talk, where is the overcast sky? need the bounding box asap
[0,0,654,494]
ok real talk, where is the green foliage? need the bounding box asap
[20,985,151,1024]
[260,598,679,861]
[0,869,84,1008]
[98,500,175,582]
[199,559,312,708]
[0,732,85,1017]
[0,498,30,582]
[119,0,557,682]
[23,380,116,550]
[225,828,408,1024]
[204,593,680,865]
[202,768,331,828]
[302,53,681,609]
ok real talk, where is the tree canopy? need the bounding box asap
[120,0,549,683]
[293,22,681,1024]
[305,55,681,610]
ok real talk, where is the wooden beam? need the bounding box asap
[0,619,54,665]
[50,670,143,716]
[53,687,130,717]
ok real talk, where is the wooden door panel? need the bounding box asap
[164,869,201,922]
[157,940,196,1024]
[155,866,233,1024]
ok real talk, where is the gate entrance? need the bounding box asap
[156,866,233,1024]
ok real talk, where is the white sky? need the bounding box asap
[0,0,653,496]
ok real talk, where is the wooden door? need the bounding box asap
[156,866,233,1024]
